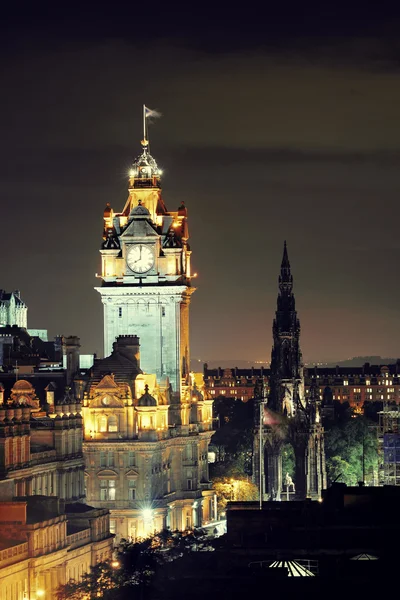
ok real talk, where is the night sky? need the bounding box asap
[1,6,400,364]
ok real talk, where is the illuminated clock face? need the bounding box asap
[127,244,154,274]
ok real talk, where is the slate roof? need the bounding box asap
[87,347,142,395]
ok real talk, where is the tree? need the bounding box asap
[209,459,258,514]
[281,442,295,480]
[56,562,133,600]
[211,396,255,474]
[324,415,378,486]
[57,530,214,600]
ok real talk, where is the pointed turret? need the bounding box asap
[269,242,302,409]
[279,241,293,292]
[274,241,298,334]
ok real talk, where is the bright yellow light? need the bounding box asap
[158,169,163,175]
[192,273,198,277]
[129,169,135,177]
[111,560,120,569]
[36,591,45,598]
[142,508,153,521]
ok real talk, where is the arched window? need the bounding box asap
[108,415,118,432]
[99,415,107,432]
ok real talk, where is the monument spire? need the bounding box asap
[279,240,293,293]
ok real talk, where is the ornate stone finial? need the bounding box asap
[144,384,149,394]
[138,199,142,205]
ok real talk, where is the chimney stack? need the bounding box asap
[65,336,81,386]
[115,335,140,366]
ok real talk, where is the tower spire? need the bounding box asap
[279,240,293,292]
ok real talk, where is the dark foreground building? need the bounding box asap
[152,484,397,600]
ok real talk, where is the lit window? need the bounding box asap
[108,415,118,432]
[110,520,116,534]
[128,480,136,500]
[100,480,116,501]
[99,416,107,432]
[343,380,348,386]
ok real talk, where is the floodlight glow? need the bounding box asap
[129,169,136,177]
[142,508,153,521]
[36,591,45,598]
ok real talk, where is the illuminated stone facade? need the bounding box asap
[81,336,215,541]
[0,290,27,329]
[95,139,193,399]
[0,380,113,600]
[84,135,216,541]
[204,364,400,413]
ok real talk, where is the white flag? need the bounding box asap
[144,105,161,118]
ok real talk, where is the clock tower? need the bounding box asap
[95,136,193,401]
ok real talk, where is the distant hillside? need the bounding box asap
[309,356,399,368]
[192,356,400,371]
[190,358,269,371]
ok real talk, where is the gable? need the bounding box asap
[95,374,120,391]
[97,469,118,479]
[120,218,158,239]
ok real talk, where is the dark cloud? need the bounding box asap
[1,22,400,363]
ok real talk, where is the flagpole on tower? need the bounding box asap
[143,104,147,145]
